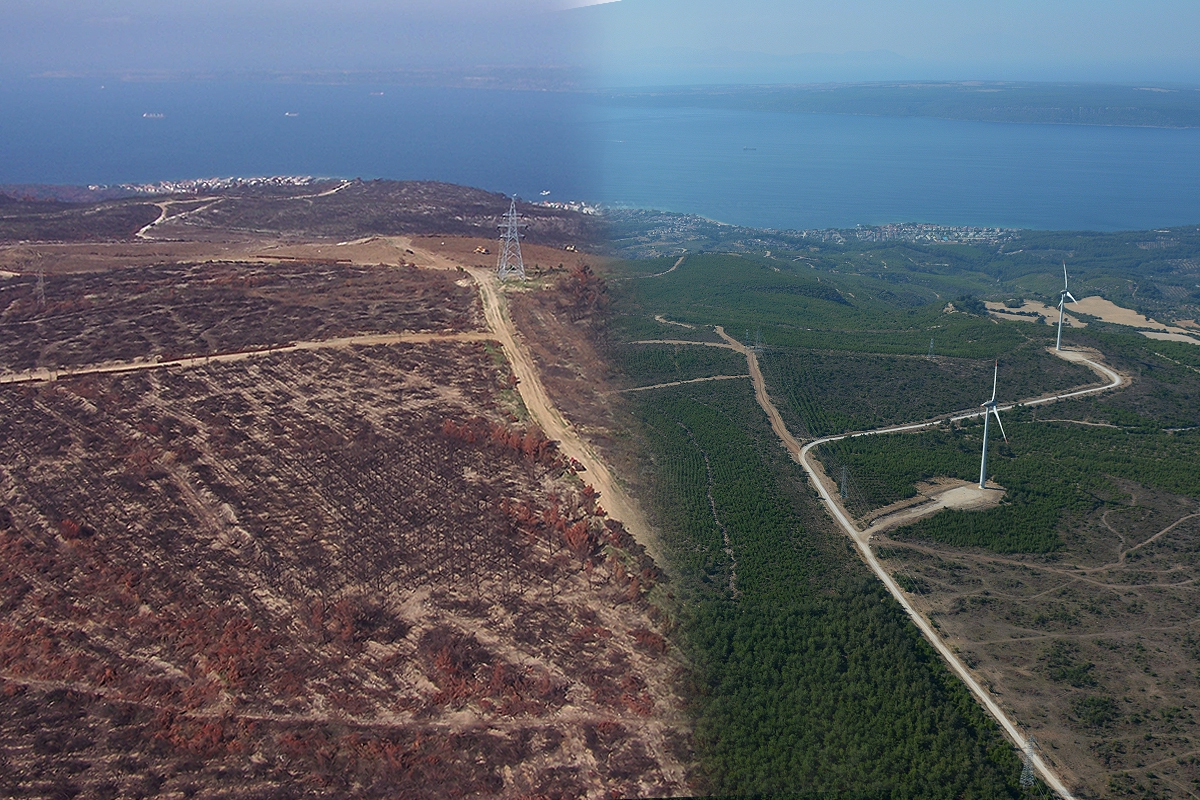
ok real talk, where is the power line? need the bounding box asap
[496,197,526,281]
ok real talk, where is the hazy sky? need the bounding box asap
[2,0,1198,84]
[580,0,1200,85]
[0,0,589,76]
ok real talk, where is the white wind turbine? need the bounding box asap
[1055,261,1078,351]
[978,360,1007,489]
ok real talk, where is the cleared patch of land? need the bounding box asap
[986,300,1085,328]
[1142,330,1200,345]
[1072,295,1199,339]
[876,482,1200,799]
[864,481,1006,535]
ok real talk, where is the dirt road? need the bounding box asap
[135,197,223,239]
[618,374,749,393]
[0,331,493,386]
[617,254,687,282]
[402,243,666,565]
[659,328,1131,797]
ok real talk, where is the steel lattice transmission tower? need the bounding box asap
[1019,737,1038,788]
[496,197,526,281]
[35,267,46,308]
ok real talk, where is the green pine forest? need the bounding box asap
[601,230,1200,795]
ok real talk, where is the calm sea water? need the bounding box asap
[592,104,1200,231]
[0,79,595,201]
[3,79,1200,232]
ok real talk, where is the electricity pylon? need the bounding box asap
[1020,737,1037,788]
[496,197,526,281]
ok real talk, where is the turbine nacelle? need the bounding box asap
[1055,261,1077,351]
[981,361,1007,441]
[981,401,1007,442]
[1058,261,1078,308]
[978,361,1007,488]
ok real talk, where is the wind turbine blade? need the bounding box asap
[990,360,998,402]
[1066,291,1077,303]
[992,407,1008,442]
[1063,261,1069,289]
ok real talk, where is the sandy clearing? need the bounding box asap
[990,296,1200,341]
[1142,330,1200,345]
[252,237,411,267]
[986,300,1084,327]
[1070,295,1194,335]
[864,483,1005,535]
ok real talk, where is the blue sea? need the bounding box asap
[3,78,1200,232]
[593,104,1200,232]
[0,79,596,202]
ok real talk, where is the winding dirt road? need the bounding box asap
[659,328,1128,798]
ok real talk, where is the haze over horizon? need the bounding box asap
[3,1,1199,87]
[578,0,1200,86]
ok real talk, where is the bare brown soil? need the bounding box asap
[876,481,1200,798]
[0,181,605,250]
[407,234,609,278]
[503,272,648,513]
[0,236,689,798]
[156,182,603,248]
[862,480,1006,534]
[986,300,1085,328]
[0,260,481,373]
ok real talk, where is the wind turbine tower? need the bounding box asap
[497,197,526,281]
[1056,261,1078,351]
[978,360,1008,490]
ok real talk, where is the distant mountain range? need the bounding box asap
[599,81,1200,128]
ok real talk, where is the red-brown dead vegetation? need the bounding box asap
[0,338,687,797]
